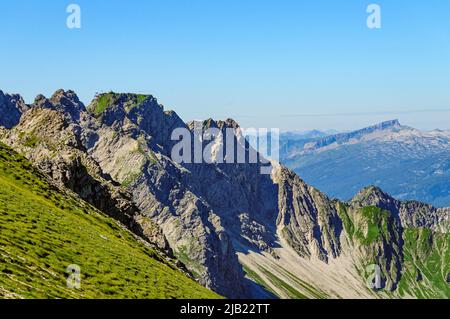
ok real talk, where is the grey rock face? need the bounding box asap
[36,89,86,122]
[274,166,342,262]
[0,90,29,129]
[85,96,255,298]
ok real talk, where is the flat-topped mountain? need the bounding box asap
[280,120,450,207]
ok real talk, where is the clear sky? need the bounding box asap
[1,0,449,131]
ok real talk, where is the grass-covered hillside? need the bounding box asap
[0,143,219,299]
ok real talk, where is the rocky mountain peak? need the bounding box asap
[86,92,186,154]
[217,118,240,130]
[303,119,403,152]
[33,89,85,122]
[87,92,156,118]
[352,119,402,133]
[50,89,82,104]
[33,94,53,109]
[201,118,219,130]
[350,185,398,210]
[353,185,391,199]
[87,92,163,129]
[0,90,29,129]
[188,118,241,131]
[351,185,392,202]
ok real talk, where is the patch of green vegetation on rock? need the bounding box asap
[337,202,354,243]
[354,206,390,245]
[89,92,150,117]
[274,265,329,299]
[0,143,219,299]
[258,266,308,299]
[135,94,148,105]
[242,265,277,296]
[397,228,450,299]
[121,171,141,188]
[90,93,118,116]
[123,94,150,113]
[22,133,40,148]
[174,243,205,279]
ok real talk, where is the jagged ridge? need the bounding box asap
[0,89,448,299]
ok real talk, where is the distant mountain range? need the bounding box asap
[280,129,339,141]
[280,120,450,207]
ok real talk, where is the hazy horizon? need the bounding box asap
[2,87,449,132]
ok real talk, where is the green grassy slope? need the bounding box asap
[398,228,450,298]
[0,143,219,299]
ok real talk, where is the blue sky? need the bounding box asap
[1,0,449,131]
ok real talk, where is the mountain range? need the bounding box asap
[280,120,450,207]
[0,89,449,299]
[280,129,339,141]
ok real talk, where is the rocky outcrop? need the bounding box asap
[85,94,255,298]
[273,166,342,262]
[0,90,29,129]
[352,186,449,232]
[37,89,85,122]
